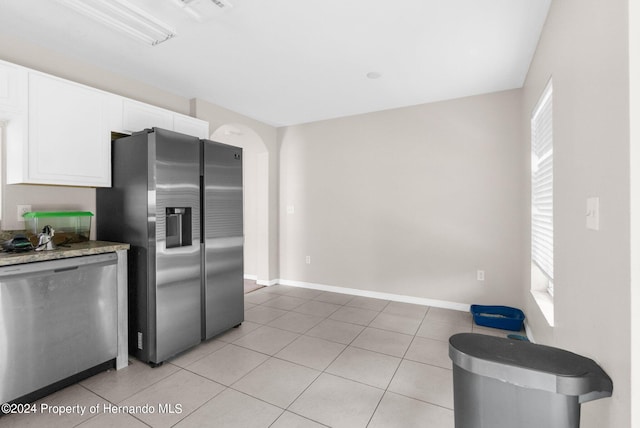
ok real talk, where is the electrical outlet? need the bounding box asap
[477,270,485,281]
[17,205,32,221]
[305,255,311,264]
[586,197,599,231]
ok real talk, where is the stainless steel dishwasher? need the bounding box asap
[0,253,118,404]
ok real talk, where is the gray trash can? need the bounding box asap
[449,333,613,428]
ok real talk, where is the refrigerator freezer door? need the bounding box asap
[154,129,202,362]
[98,128,202,364]
[202,140,244,340]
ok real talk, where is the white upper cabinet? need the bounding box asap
[122,99,208,138]
[122,99,174,132]
[0,62,29,181]
[8,72,112,187]
[0,61,27,113]
[1,59,210,187]
[174,114,210,139]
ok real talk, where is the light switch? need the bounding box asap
[586,197,599,231]
[287,205,295,214]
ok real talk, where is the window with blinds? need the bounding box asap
[531,81,553,296]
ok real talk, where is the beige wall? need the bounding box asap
[631,0,640,424]
[522,0,631,426]
[279,89,524,305]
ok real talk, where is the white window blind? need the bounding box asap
[531,81,553,293]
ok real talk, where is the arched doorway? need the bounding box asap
[211,123,270,286]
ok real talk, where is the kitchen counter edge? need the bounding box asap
[0,241,130,267]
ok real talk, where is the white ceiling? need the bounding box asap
[0,0,551,126]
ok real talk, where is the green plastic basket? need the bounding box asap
[23,211,93,244]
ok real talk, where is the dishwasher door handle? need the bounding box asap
[54,266,79,273]
[0,253,117,279]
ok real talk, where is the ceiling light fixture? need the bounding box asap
[366,72,382,79]
[209,0,233,10]
[171,0,233,22]
[58,0,177,46]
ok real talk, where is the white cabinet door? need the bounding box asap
[0,60,27,113]
[174,114,210,139]
[122,99,173,132]
[0,61,29,186]
[19,73,111,187]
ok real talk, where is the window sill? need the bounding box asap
[531,290,554,327]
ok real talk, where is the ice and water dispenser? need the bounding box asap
[165,207,192,248]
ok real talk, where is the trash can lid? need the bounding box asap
[449,333,612,402]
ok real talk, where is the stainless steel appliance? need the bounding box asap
[202,141,244,340]
[0,253,118,403]
[97,128,243,365]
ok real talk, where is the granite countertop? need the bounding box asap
[0,241,130,267]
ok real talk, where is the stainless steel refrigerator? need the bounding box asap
[97,128,243,365]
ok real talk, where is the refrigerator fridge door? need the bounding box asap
[202,140,244,340]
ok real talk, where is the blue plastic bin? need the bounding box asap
[470,305,525,331]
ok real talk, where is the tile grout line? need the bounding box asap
[76,380,154,427]
[363,305,432,427]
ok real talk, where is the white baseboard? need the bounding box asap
[276,278,471,312]
[245,275,277,286]
[263,279,535,337]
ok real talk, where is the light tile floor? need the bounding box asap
[2,285,518,428]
